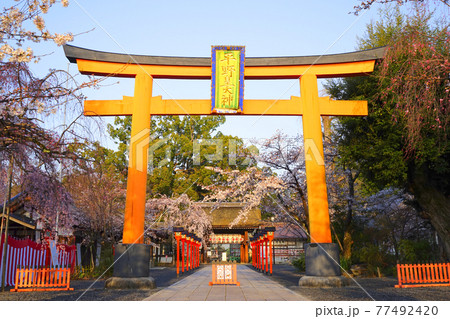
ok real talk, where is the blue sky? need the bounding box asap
[31,0,388,147]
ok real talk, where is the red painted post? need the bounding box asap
[192,239,194,269]
[253,242,255,268]
[254,242,257,268]
[181,234,185,273]
[191,239,193,270]
[253,241,258,268]
[192,240,195,269]
[176,239,180,276]
[258,240,261,271]
[265,228,275,276]
[258,238,262,271]
[256,238,261,270]
[265,237,269,274]
[173,228,183,277]
[251,242,254,267]
[263,238,266,273]
[192,241,195,269]
[187,237,191,271]
[261,238,264,273]
[187,238,191,271]
[269,239,273,275]
[197,242,200,268]
[189,238,193,270]
[256,240,259,270]
[250,242,253,267]
[191,239,194,269]
[194,241,197,268]
[264,239,269,274]
[259,238,263,272]
[253,241,256,268]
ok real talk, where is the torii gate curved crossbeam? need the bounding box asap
[64,45,385,247]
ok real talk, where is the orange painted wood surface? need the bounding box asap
[11,267,73,292]
[395,263,450,288]
[209,261,240,286]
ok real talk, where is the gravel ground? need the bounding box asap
[265,264,450,301]
[0,266,199,301]
[0,264,448,301]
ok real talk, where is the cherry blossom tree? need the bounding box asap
[253,132,309,229]
[1,1,100,237]
[378,7,449,156]
[23,169,71,227]
[64,143,126,244]
[353,0,449,15]
[203,166,286,228]
[0,62,89,236]
[145,194,212,243]
[1,0,73,63]
[202,130,369,259]
[357,188,437,261]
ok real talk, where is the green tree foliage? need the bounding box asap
[108,115,255,201]
[326,5,450,258]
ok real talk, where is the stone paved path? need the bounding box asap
[144,265,309,301]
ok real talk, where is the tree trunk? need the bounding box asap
[342,230,353,260]
[410,166,450,260]
[341,169,358,261]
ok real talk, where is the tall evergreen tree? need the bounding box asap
[326,5,450,258]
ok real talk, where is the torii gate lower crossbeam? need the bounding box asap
[64,45,384,279]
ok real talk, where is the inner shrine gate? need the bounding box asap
[64,45,384,279]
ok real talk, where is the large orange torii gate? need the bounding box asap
[64,45,384,279]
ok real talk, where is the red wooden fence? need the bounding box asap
[0,235,76,287]
[11,267,73,292]
[395,263,450,288]
[56,244,77,273]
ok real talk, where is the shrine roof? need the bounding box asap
[261,222,307,240]
[212,225,260,230]
[64,45,386,67]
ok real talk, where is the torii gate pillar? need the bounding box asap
[301,73,331,243]
[122,73,152,244]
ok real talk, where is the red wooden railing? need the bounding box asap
[395,263,450,288]
[11,267,73,292]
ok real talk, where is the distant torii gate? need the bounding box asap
[64,45,384,252]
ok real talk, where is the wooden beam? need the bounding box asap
[76,59,211,79]
[76,59,375,80]
[245,60,376,79]
[0,213,36,229]
[84,98,133,116]
[320,98,368,116]
[84,96,367,117]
